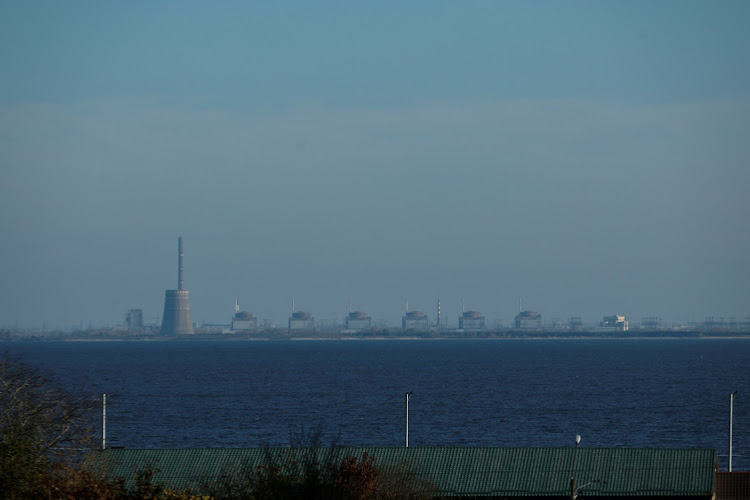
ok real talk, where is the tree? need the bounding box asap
[34,462,214,500]
[0,352,97,499]
[0,352,215,500]
[200,427,436,499]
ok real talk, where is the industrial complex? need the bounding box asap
[9,237,743,338]
[91,238,735,337]
[100,237,741,337]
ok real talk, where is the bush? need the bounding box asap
[203,448,436,499]
[0,352,97,499]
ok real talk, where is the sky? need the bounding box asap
[1,1,749,329]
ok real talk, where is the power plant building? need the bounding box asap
[160,237,194,335]
[402,310,429,330]
[459,310,486,330]
[231,300,258,331]
[345,311,371,331]
[599,314,628,332]
[515,310,543,330]
[568,316,584,331]
[289,311,314,331]
[126,309,143,330]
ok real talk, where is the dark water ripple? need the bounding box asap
[3,338,749,470]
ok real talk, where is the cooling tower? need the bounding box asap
[160,237,194,335]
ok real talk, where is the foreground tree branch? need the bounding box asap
[0,352,98,499]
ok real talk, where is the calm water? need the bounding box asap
[3,339,749,470]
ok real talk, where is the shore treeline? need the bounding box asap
[2,327,750,341]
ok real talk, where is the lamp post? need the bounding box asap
[405,392,413,447]
[730,391,737,472]
[570,435,581,500]
[102,394,106,450]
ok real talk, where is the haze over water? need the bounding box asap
[1,3,749,329]
[2,3,749,477]
[5,339,749,471]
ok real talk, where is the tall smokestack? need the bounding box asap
[160,237,194,335]
[178,237,185,290]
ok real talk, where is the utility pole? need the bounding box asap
[405,392,413,447]
[570,435,581,500]
[102,394,106,450]
[730,391,737,471]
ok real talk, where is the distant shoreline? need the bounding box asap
[3,331,750,342]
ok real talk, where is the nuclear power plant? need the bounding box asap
[160,237,194,335]
[143,239,647,336]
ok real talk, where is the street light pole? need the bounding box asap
[102,393,106,450]
[730,391,737,472]
[405,392,413,447]
[570,435,581,500]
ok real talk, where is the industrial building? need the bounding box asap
[288,311,314,331]
[345,310,371,331]
[231,300,258,331]
[599,314,628,332]
[126,309,143,330]
[641,316,662,330]
[402,310,429,330]
[160,237,194,335]
[568,316,584,331]
[515,310,543,330]
[459,310,486,330]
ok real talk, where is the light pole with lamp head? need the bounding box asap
[570,434,581,500]
[569,434,607,499]
[730,391,738,472]
[405,392,413,447]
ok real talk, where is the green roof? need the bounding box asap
[87,447,716,497]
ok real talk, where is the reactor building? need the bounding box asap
[345,310,372,331]
[515,310,543,330]
[402,310,429,330]
[160,237,195,335]
[289,310,315,331]
[459,310,486,330]
[231,300,258,331]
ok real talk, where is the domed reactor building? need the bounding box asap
[402,310,429,330]
[345,310,372,331]
[288,310,315,332]
[459,310,486,330]
[160,237,194,335]
[231,300,258,331]
[515,310,543,330]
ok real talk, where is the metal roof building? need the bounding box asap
[87,447,717,499]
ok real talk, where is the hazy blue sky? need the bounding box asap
[1,1,749,329]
